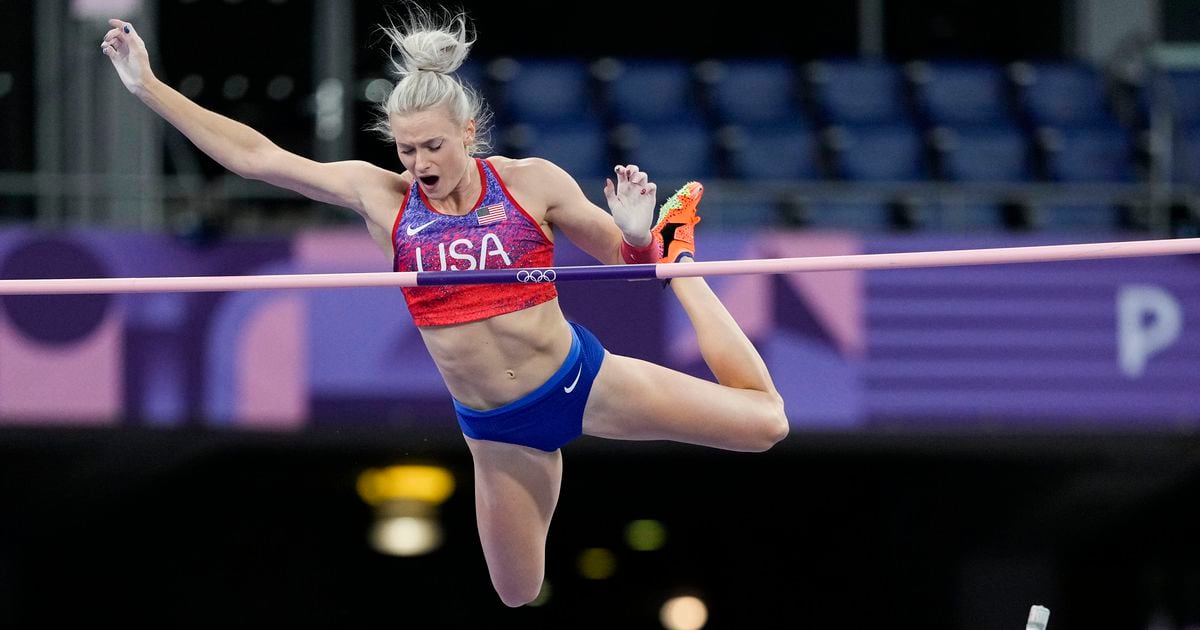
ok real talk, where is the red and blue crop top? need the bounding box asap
[392,158,557,326]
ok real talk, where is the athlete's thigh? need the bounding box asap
[581,352,773,448]
[465,436,563,588]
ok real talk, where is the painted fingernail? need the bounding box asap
[124,25,131,33]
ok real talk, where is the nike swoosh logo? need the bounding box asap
[406,219,438,236]
[563,366,583,394]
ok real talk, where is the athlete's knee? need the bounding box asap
[495,581,543,608]
[749,393,789,451]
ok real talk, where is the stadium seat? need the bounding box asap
[507,121,610,181]
[600,59,705,125]
[722,121,823,180]
[703,58,798,125]
[908,60,1016,126]
[488,57,598,124]
[802,200,893,231]
[932,124,1033,182]
[707,200,779,228]
[1032,202,1124,231]
[1010,61,1118,128]
[1039,125,1135,182]
[918,201,1006,231]
[615,121,717,182]
[1139,70,1200,129]
[1174,125,1200,184]
[827,123,927,181]
[806,59,911,125]
[455,59,487,99]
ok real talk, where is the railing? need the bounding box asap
[0,170,1194,235]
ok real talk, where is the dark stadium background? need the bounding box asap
[1,1,1199,628]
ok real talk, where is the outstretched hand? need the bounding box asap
[603,164,657,247]
[100,19,154,95]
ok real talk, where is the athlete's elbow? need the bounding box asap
[228,135,283,181]
[232,148,271,181]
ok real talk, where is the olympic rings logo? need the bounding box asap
[516,269,557,283]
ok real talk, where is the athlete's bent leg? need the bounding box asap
[669,271,781,395]
[465,436,562,607]
[583,181,787,450]
[582,351,787,451]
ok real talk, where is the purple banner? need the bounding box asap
[0,228,1196,431]
[860,234,1200,427]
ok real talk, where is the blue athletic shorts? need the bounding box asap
[454,321,606,452]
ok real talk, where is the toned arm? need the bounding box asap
[523,160,622,264]
[103,19,405,237]
[520,159,654,265]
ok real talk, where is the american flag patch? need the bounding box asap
[476,202,506,226]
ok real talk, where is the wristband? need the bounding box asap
[620,237,661,264]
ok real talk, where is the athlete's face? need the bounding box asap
[391,107,476,199]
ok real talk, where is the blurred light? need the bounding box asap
[362,78,391,103]
[178,74,203,98]
[527,579,552,607]
[356,465,455,506]
[577,547,616,580]
[625,519,667,551]
[265,75,295,101]
[0,73,12,99]
[222,74,249,100]
[486,57,518,82]
[369,515,442,557]
[316,78,344,140]
[660,595,708,630]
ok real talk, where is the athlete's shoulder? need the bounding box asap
[356,166,412,234]
[489,155,574,193]
[487,155,566,180]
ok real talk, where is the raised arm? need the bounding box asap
[100,18,403,223]
[534,160,658,265]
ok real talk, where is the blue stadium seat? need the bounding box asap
[1033,202,1123,231]
[909,61,1016,126]
[828,123,927,181]
[1140,70,1200,129]
[602,59,705,125]
[1039,125,1135,182]
[933,124,1033,182]
[806,59,910,125]
[919,201,1005,231]
[1011,61,1117,128]
[617,122,717,182]
[1174,125,1200,184]
[803,200,892,231]
[490,58,597,124]
[704,58,798,124]
[708,201,778,228]
[723,122,822,180]
[508,121,610,181]
[455,59,487,98]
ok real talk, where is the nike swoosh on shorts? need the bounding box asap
[563,366,583,394]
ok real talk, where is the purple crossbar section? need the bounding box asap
[415,264,659,286]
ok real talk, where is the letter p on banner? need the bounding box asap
[1118,285,1183,378]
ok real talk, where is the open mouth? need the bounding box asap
[419,175,440,187]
